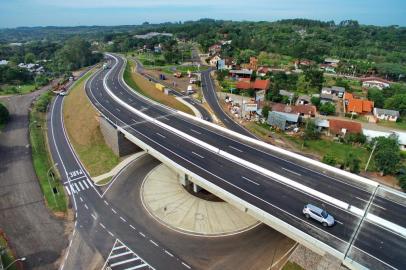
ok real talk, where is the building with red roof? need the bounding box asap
[344,92,374,114]
[236,79,270,91]
[329,119,362,136]
[271,103,316,118]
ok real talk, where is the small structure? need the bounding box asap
[267,111,299,130]
[296,95,311,105]
[320,93,336,104]
[223,57,236,70]
[257,67,271,77]
[344,92,374,114]
[329,119,362,137]
[0,60,8,65]
[361,77,391,90]
[272,103,316,118]
[279,90,294,99]
[373,108,400,122]
[363,129,406,151]
[321,86,344,98]
[208,44,222,56]
[209,55,222,67]
[314,118,330,133]
[229,69,253,78]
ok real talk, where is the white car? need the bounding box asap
[59,91,68,96]
[303,204,335,227]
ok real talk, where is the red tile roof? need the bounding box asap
[329,119,362,135]
[271,103,316,117]
[236,79,270,91]
[344,92,374,113]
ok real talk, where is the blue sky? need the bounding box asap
[1,0,405,28]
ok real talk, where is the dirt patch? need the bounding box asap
[63,71,120,177]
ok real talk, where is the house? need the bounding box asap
[267,111,299,130]
[320,64,336,73]
[236,79,270,91]
[324,58,340,67]
[314,118,330,133]
[321,86,344,98]
[363,129,406,151]
[344,92,374,114]
[320,93,336,104]
[209,55,222,67]
[223,57,236,70]
[153,44,162,53]
[329,119,362,137]
[229,69,253,78]
[257,66,271,77]
[279,90,294,99]
[294,59,315,69]
[373,108,400,122]
[361,77,391,90]
[272,103,316,118]
[0,60,8,65]
[208,44,222,56]
[296,95,311,105]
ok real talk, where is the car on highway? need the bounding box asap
[58,91,68,96]
[303,204,335,227]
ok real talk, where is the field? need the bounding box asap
[123,59,194,115]
[63,70,120,177]
[29,93,67,212]
[0,83,36,95]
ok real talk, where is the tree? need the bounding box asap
[367,88,385,108]
[384,94,406,115]
[319,102,336,115]
[304,68,324,91]
[0,102,9,126]
[303,120,320,140]
[262,105,271,119]
[24,52,36,63]
[311,96,321,108]
[372,136,401,175]
[343,152,361,173]
[322,154,337,166]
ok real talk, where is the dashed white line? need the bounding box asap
[84,204,89,210]
[91,213,96,220]
[104,200,109,206]
[165,250,174,257]
[335,220,343,225]
[111,208,117,214]
[156,132,166,139]
[241,176,260,186]
[192,151,204,159]
[139,232,146,237]
[130,224,136,230]
[190,129,201,135]
[228,145,243,152]
[182,262,191,269]
[107,230,114,237]
[100,223,106,229]
[120,216,127,222]
[115,108,121,112]
[149,240,159,247]
[79,197,83,202]
[282,167,302,176]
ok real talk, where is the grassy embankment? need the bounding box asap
[282,261,304,270]
[0,84,37,95]
[0,232,17,270]
[245,122,375,171]
[30,92,67,212]
[63,70,120,177]
[123,59,194,115]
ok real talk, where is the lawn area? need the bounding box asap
[377,120,406,131]
[63,70,120,177]
[29,92,67,213]
[0,83,36,95]
[282,261,304,270]
[0,232,18,270]
[124,59,194,115]
[159,65,208,75]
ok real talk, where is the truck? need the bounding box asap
[186,85,195,95]
[155,83,165,92]
[103,63,109,70]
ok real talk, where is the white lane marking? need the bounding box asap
[111,258,140,267]
[192,151,204,159]
[74,183,80,192]
[229,145,243,152]
[149,240,159,247]
[182,262,191,269]
[69,184,76,194]
[82,180,89,188]
[107,230,114,237]
[64,186,71,195]
[79,196,83,202]
[351,246,397,270]
[91,213,96,220]
[165,250,174,257]
[139,232,146,237]
[111,208,117,214]
[373,204,387,211]
[156,132,166,139]
[116,108,121,112]
[242,176,260,186]
[86,178,93,187]
[78,181,85,190]
[190,129,201,135]
[130,224,136,230]
[132,119,137,123]
[100,223,106,229]
[112,245,126,251]
[282,167,302,176]
[104,200,109,206]
[110,251,132,259]
[355,196,369,203]
[120,216,127,222]
[335,220,343,225]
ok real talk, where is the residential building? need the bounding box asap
[257,67,271,77]
[267,111,299,130]
[361,77,391,90]
[236,79,270,91]
[279,90,294,99]
[223,57,236,70]
[0,60,8,65]
[314,118,330,133]
[272,103,316,118]
[373,108,400,122]
[296,95,311,105]
[320,93,336,104]
[324,58,340,67]
[344,92,374,114]
[363,129,406,151]
[209,55,222,67]
[229,69,253,78]
[208,44,222,56]
[321,86,344,98]
[329,119,362,137]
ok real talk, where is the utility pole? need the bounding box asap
[365,140,378,172]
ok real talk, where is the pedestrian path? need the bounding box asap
[64,177,93,195]
[103,239,154,270]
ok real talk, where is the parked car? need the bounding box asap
[302,204,335,227]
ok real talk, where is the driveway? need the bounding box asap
[0,88,68,270]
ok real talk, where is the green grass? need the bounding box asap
[0,233,17,270]
[282,261,304,270]
[29,95,67,213]
[96,176,113,186]
[377,120,406,131]
[0,84,36,95]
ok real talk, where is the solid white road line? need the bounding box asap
[112,245,126,251]
[110,251,132,259]
[282,167,302,176]
[228,145,243,152]
[241,176,260,186]
[190,129,201,135]
[64,186,71,195]
[78,181,85,190]
[156,132,166,138]
[110,258,140,267]
[74,183,80,192]
[182,262,191,269]
[192,151,204,159]
[86,178,93,187]
[125,264,147,270]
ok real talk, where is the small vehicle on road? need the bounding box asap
[303,204,335,227]
[59,91,68,96]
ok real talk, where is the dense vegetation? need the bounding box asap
[0,102,9,128]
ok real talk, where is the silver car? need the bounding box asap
[303,204,335,227]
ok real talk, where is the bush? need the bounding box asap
[35,91,53,112]
[0,102,9,126]
[397,174,406,191]
[344,133,367,145]
[262,105,271,119]
[343,152,361,174]
[322,153,337,166]
[319,102,336,115]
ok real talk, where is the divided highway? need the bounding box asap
[85,54,406,270]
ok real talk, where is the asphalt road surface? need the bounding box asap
[0,89,67,270]
[83,53,406,270]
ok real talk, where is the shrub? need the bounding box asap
[0,102,9,126]
[322,154,337,166]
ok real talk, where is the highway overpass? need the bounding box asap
[85,53,406,270]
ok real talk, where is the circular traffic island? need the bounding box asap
[141,164,260,236]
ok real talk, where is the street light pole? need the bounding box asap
[365,141,378,172]
[4,257,26,270]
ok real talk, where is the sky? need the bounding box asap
[1,0,406,28]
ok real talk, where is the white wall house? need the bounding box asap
[362,77,390,90]
[373,108,400,122]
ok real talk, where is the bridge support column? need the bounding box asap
[179,173,191,187]
[193,183,202,193]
